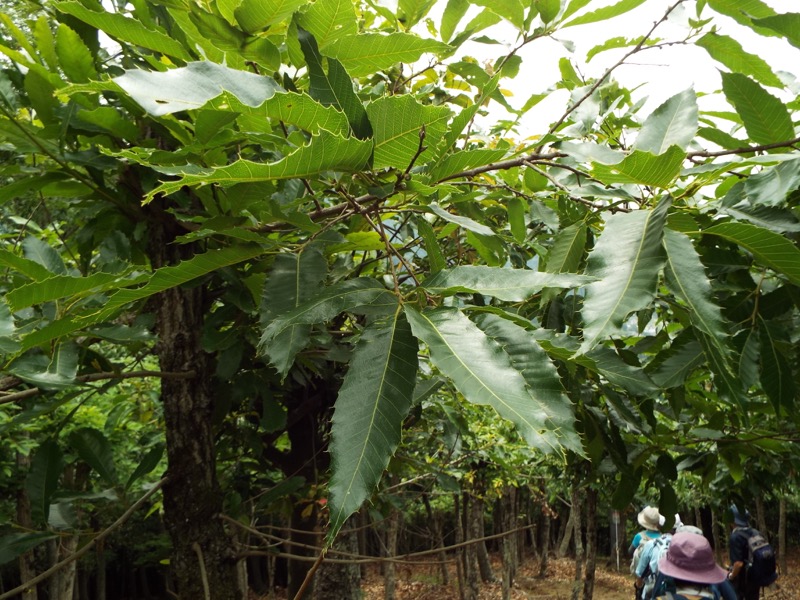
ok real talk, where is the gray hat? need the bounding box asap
[637,506,662,531]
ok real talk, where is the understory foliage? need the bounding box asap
[1,0,800,596]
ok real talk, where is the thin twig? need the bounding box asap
[541,1,686,149]
[688,136,800,159]
[292,551,326,600]
[193,542,212,600]
[0,479,166,600]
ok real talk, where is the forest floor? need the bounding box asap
[265,551,800,599]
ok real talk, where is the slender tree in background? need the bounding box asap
[1,0,800,597]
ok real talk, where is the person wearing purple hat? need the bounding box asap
[655,532,729,599]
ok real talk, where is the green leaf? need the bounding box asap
[234,0,309,32]
[744,158,800,207]
[125,443,165,490]
[579,198,669,354]
[752,13,800,49]
[54,1,192,61]
[536,0,562,23]
[422,265,594,301]
[406,307,574,453]
[113,61,283,116]
[0,249,55,281]
[298,28,372,140]
[68,427,118,485]
[26,440,63,526]
[646,329,705,389]
[327,309,418,541]
[55,23,96,83]
[468,0,525,28]
[707,0,775,29]
[696,331,745,406]
[634,89,698,155]
[23,237,67,276]
[429,148,508,182]
[0,533,58,566]
[259,249,327,376]
[208,90,350,135]
[6,272,123,312]
[592,146,685,188]
[417,218,446,274]
[296,0,358,48]
[146,132,373,201]
[472,314,581,453]
[721,72,794,145]
[704,222,800,286]
[508,198,526,243]
[441,0,469,42]
[696,33,783,88]
[323,33,452,79]
[260,279,399,372]
[428,203,497,237]
[545,224,587,275]
[758,317,795,412]
[663,229,731,362]
[563,0,647,28]
[531,329,659,396]
[366,96,451,170]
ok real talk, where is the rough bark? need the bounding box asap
[755,496,768,536]
[47,536,78,600]
[453,494,466,600]
[570,484,583,600]
[147,208,240,600]
[314,518,360,600]
[582,488,597,600]
[16,451,38,600]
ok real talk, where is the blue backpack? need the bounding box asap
[741,529,777,587]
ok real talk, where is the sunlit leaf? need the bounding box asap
[634,89,698,155]
[721,72,794,145]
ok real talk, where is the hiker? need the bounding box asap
[630,506,663,599]
[654,531,729,600]
[634,514,683,600]
[727,505,778,600]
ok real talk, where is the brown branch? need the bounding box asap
[437,151,567,182]
[688,136,800,159]
[541,1,686,147]
[0,479,166,600]
[0,370,196,405]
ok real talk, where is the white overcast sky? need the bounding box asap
[426,0,800,137]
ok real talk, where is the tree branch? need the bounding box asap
[688,136,800,158]
[0,370,196,405]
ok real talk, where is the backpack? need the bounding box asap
[742,529,777,587]
[630,530,651,574]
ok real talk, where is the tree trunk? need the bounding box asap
[538,505,551,578]
[382,507,401,600]
[314,517,360,600]
[16,451,38,600]
[462,493,479,600]
[95,538,106,600]
[779,496,787,574]
[48,536,79,600]
[500,486,517,600]
[423,495,449,585]
[582,488,597,600]
[287,501,319,600]
[453,495,466,600]
[558,500,575,558]
[148,210,240,600]
[471,495,495,583]
[755,496,768,536]
[570,484,583,600]
[710,508,723,565]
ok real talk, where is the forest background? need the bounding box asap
[0,0,799,599]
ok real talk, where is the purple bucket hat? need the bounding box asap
[658,532,728,585]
